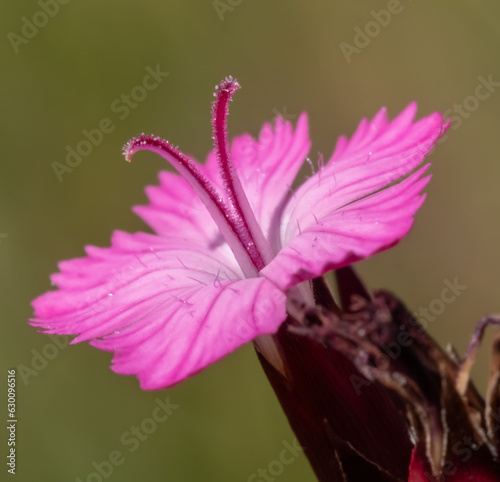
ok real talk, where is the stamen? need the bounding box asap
[212,77,273,270]
[123,134,259,278]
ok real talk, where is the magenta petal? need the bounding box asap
[281,106,446,246]
[262,166,431,290]
[133,170,221,242]
[260,105,447,290]
[31,231,286,389]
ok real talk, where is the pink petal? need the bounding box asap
[260,105,447,290]
[133,170,220,242]
[31,231,286,389]
[262,166,431,290]
[281,105,446,247]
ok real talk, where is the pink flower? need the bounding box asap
[31,77,447,390]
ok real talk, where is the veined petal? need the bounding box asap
[262,166,431,290]
[31,231,286,389]
[281,104,447,247]
[133,170,222,243]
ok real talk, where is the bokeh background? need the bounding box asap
[1,1,499,481]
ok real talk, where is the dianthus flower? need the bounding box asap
[31,77,445,389]
[34,78,500,482]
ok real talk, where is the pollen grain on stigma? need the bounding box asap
[123,77,272,278]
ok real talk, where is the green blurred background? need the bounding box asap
[1,1,499,480]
